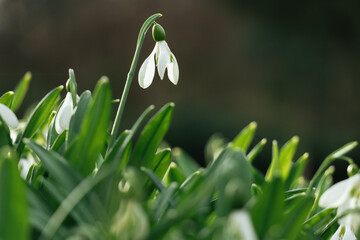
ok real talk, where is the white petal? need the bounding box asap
[55,92,74,134]
[138,47,156,89]
[0,103,19,129]
[338,197,356,226]
[330,225,356,240]
[167,53,179,85]
[230,210,258,240]
[18,156,36,179]
[156,41,172,80]
[319,175,360,208]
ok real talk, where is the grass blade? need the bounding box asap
[0,91,14,107]
[12,72,31,112]
[131,103,174,168]
[0,147,29,240]
[16,85,63,155]
[66,78,111,176]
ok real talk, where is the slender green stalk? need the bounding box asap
[39,166,114,240]
[108,13,162,152]
[306,141,358,195]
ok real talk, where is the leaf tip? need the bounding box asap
[249,121,257,130]
[291,136,300,144]
[172,147,181,156]
[24,71,32,81]
[99,76,110,84]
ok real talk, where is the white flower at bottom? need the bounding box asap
[319,174,360,238]
[18,155,36,179]
[227,210,258,240]
[330,225,356,240]
[55,92,74,134]
[0,103,19,129]
[138,40,179,89]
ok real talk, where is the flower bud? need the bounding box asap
[347,163,359,177]
[65,79,71,92]
[111,200,149,240]
[152,23,166,42]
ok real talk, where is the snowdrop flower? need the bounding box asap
[0,103,19,129]
[55,92,74,134]
[329,225,356,240]
[138,23,179,89]
[319,174,360,239]
[18,155,36,179]
[226,210,258,240]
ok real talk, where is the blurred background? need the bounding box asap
[1,0,360,180]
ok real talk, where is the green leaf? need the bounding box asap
[265,140,280,181]
[142,167,166,192]
[131,103,174,168]
[66,77,112,176]
[152,149,172,181]
[305,207,335,228]
[152,182,178,221]
[247,138,267,163]
[251,176,284,239]
[179,170,202,192]
[27,186,68,239]
[0,120,12,148]
[12,72,31,112]
[25,140,97,224]
[0,147,29,240]
[143,149,172,197]
[51,130,67,152]
[26,140,82,191]
[67,69,78,107]
[172,147,199,177]
[0,91,14,107]
[285,152,309,189]
[278,136,299,180]
[16,85,63,155]
[309,166,335,217]
[39,165,114,240]
[98,106,155,215]
[104,105,154,164]
[163,162,186,186]
[67,90,92,146]
[328,141,358,160]
[279,195,315,239]
[307,141,358,195]
[213,148,252,216]
[46,112,58,150]
[232,121,257,153]
[251,165,265,186]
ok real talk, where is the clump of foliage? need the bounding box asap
[0,14,359,240]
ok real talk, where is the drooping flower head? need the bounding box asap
[319,173,360,239]
[55,92,74,134]
[0,103,19,129]
[138,23,179,89]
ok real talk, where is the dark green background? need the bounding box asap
[1,0,359,180]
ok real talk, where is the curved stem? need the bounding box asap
[108,13,162,152]
[306,141,358,195]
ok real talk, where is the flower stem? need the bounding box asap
[108,13,162,152]
[306,141,358,195]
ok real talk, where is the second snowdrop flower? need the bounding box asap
[55,92,74,134]
[319,174,360,239]
[138,23,179,89]
[0,103,19,129]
